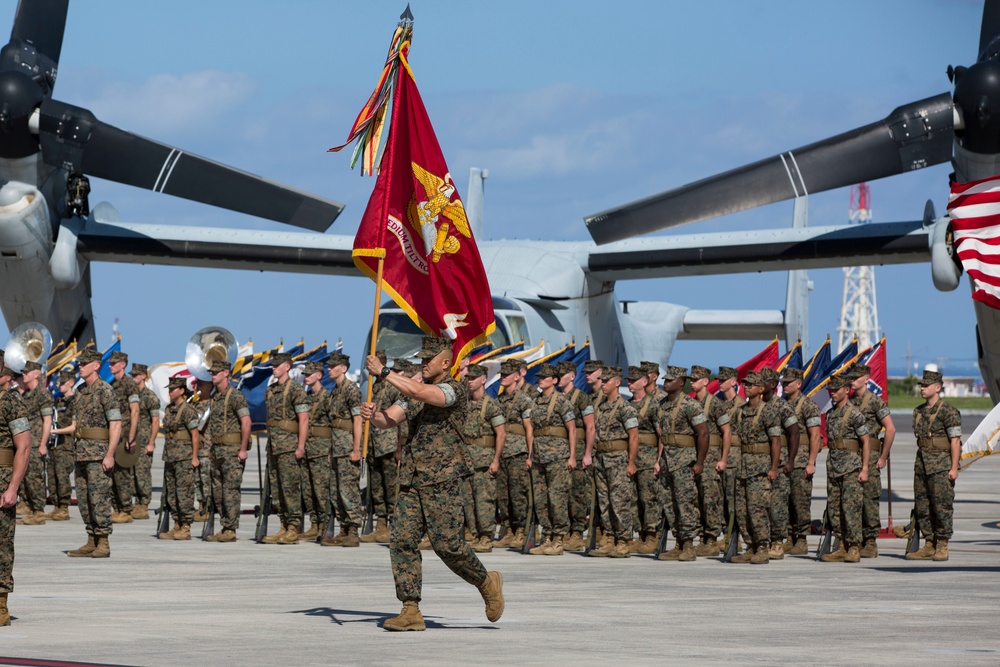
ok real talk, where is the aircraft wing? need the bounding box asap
[586,221,929,281]
[75,221,358,276]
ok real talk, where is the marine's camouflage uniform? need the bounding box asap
[133,386,160,507]
[0,388,29,591]
[529,392,575,538]
[265,378,309,530]
[912,400,962,542]
[658,393,708,544]
[696,393,730,542]
[786,393,821,541]
[564,387,594,535]
[824,401,869,547]
[392,376,487,603]
[764,397,798,545]
[721,395,745,522]
[301,384,332,530]
[49,393,76,509]
[630,393,661,538]
[852,390,891,543]
[369,381,404,523]
[21,384,53,513]
[592,394,638,542]
[733,400,781,548]
[73,378,121,538]
[207,386,249,532]
[109,374,140,514]
[162,400,201,525]
[329,378,363,531]
[460,392,504,537]
[496,387,533,536]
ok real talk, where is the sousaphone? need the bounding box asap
[4,322,52,373]
[185,326,239,382]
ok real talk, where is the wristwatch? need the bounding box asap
[379,366,391,379]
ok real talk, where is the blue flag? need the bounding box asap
[98,338,121,383]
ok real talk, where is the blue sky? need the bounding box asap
[4,0,986,376]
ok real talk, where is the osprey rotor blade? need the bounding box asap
[980,0,1000,60]
[38,99,344,232]
[4,0,68,80]
[584,93,955,245]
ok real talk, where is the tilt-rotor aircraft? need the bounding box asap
[0,1,946,370]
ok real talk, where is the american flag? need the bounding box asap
[949,175,1000,309]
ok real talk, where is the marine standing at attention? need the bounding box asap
[0,362,31,625]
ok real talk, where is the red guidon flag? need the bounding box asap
[949,175,1000,309]
[330,22,495,373]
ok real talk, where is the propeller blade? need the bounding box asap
[38,99,344,232]
[981,0,1000,60]
[584,93,955,245]
[4,0,68,88]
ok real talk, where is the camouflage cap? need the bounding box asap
[168,376,188,391]
[534,363,560,379]
[689,365,712,381]
[78,348,103,365]
[512,358,528,371]
[600,366,622,381]
[662,365,688,381]
[759,367,779,384]
[500,359,520,375]
[583,359,604,374]
[415,336,451,359]
[270,353,292,367]
[919,369,944,386]
[0,364,13,379]
[742,370,763,385]
[108,351,128,365]
[129,363,149,376]
[640,361,660,376]
[466,363,487,379]
[781,367,804,382]
[717,366,738,381]
[328,352,350,368]
[58,371,77,385]
[208,359,231,374]
[556,361,577,377]
[849,363,872,378]
[374,349,387,365]
[391,358,412,373]
[21,360,42,372]
[302,361,325,376]
[828,374,851,390]
[626,365,645,382]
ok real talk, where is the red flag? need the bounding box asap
[705,338,780,396]
[336,26,495,373]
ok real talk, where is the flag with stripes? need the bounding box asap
[949,175,1000,308]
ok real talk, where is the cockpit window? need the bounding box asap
[375,312,425,359]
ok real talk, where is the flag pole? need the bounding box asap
[361,256,386,460]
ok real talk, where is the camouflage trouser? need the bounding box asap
[531,459,571,537]
[788,467,813,539]
[736,473,770,548]
[301,455,331,528]
[699,446,725,540]
[392,478,489,603]
[23,447,46,512]
[112,462,135,513]
[0,468,15,592]
[48,443,75,508]
[132,450,153,506]
[164,460,195,525]
[769,469,791,543]
[462,475,477,535]
[331,456,362,529]
[828,472,863,546]
[75,460,113,537]
[723,448,741,522]
[370,452,398,520]
[568,465,589,534]
[271,450,302,529]
[195,443,212,508]
[862,451,882,542]
[594,450,632,541]
[632,468,660,537]
[496,453,529,532]
[211,453,246,531]
[914,466,954,541]
[466,468,496,537]
[663,460,700,544]
[658,466,678,538]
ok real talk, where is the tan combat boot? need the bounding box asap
[341,526,360,547]
[0,592,9,626]
[298,523,319,541]
[657,542,682,561]
[91,536,110,558]
[608,539,631,558]
[418,534,432,550]
[193,508,209,522]
[844,545,861,563]
[112,510,133,524]
[892,524,911,539]
[562,531,584,551]
[627,537,641,554]
[131,504,150,520]
[636,534,658,555]
[471,535,494,553]
[493,528,514,548]
[158,522,180,540]
[54,506,71,521]
[695,537,719,557]
[20,511,46,525]
[787,536,809,555]
[320,525,347,547]
[478,571,505,622]
[905,539,936,560]
[749,544,770,564]
[261,524,287,544]
[678,540,697,562]
[278,524,300,544]
[860,539,878,558]
[15,501,27,515]
[542,534,565,556]
[383,601,426,631]
[821,542,847,562]
[509,527,527,549]
[729,549,752,564]
[374,519,392,544]
[361,517,386,543]
[215,529,237,542]
[528,536,552,555]
[173,524,191,540]
[768,542,785,560]
[68,535,96,557]
[587,534,614,557]
[932,539,950,561]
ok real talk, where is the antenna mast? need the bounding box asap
[838,183,880,351]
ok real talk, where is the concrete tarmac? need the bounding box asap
[1,414,999,666]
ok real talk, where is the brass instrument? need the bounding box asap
[4,321,52,373]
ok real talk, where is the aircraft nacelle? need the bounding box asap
[928,215,962,292]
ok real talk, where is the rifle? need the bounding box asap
[360,457,375,536]
[253,455,273,543]
[586,467,599,552]
[816,509,835,558]
[155,465,171,536]
[654,511,672,557]
[721,469,736,561]
[904,508,921,555]
[322,470,337,542]
[521,467,539,554]
[200,456,216,540]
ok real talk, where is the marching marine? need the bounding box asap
[158,378,201,541]
[205,360,251,543]
[0,362,31,625]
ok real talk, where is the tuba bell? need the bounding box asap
[4,322,52,373]
[185,326,239,382]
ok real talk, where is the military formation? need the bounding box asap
[0,338,967,627]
